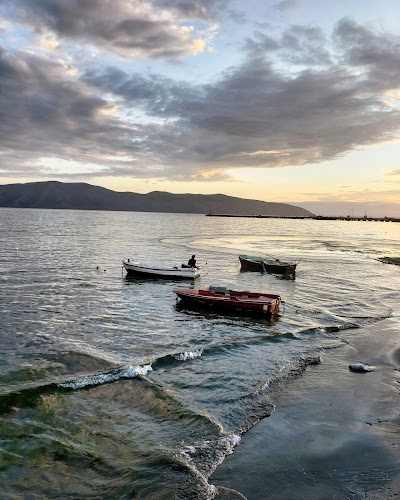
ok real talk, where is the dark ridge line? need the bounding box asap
[0,181,314,217]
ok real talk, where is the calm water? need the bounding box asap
[1,209,400,498]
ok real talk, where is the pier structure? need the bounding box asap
[205,213,400,223]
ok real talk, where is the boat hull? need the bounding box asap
[122,260,200,280]
[174,287,281,316]
[239,255,296,274]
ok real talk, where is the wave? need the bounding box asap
[0,363,154,414]
[179,432,242,479]
[0,347,207,414]
[152,335,298,370]
[0,308,374,416]
[348,313,392,326]
[0,381,68,415]
[292,313,392,337]
[60,348,206,390]
[226,354,323,435]
[0,339,358,496]
[151,349,204,369]
[174,350,204,361]
[0,334,316,415]
[58,363,153,389]
[166,354,324,496]
[295,324,360,336]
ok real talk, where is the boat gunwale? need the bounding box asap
[174,288,281,315]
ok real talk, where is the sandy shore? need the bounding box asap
[212,314,400,499]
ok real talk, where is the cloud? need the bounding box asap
[2,16,400,183]
[273,0,301,14]
[155,0,233,20]
[82,20,400,178]
[36,35,60,52]
[299,187,400,203]
[386,169,400,176]
[334,18,400,89]
[280,25,332,65]
[5,0,217,59]
[242,32,279,55]
[294,185,400,216]
[0,47,157,178]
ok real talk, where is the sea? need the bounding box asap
[1,208,400,499]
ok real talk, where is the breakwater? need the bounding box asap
[206,213,400,222]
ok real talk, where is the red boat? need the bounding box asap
[173,286,282,316]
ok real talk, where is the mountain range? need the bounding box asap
[0,181,314,217]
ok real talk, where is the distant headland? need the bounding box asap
[0,181,314,217]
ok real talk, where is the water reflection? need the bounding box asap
[174,300,281,326]
[123,275,197,287]
[239,268,296,280]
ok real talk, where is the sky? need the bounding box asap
[1,0,400,217]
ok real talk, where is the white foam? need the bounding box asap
[179,433,241,473]
[59,363,153,389]
[220,433,241,452]
[174,349,203,361]
[180,445,197,461]
[207,433,242,473]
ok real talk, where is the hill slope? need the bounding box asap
[0,181,314,217]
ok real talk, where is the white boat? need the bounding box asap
[122,259,200,280]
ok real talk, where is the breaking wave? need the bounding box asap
[174,349,204,361]
[58,363,153,389]
[179,432,242,478]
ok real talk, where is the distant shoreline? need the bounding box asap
[206,213,400,222]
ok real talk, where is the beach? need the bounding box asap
[212,311,400,499]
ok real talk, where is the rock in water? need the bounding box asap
[349,362,374,373]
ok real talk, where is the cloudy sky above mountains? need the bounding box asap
[1,0,400,216]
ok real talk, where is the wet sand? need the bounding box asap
[212,315,400,499]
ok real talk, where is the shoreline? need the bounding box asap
[212,314,400,499]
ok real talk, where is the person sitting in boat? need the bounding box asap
[188,255,197,268]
